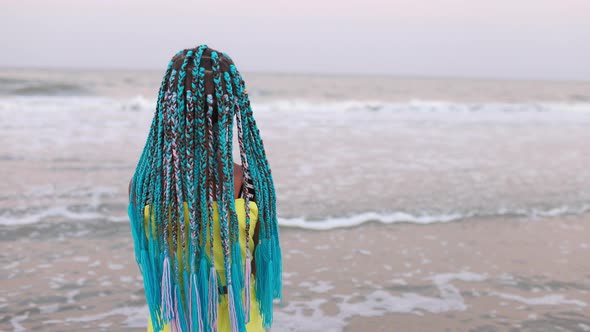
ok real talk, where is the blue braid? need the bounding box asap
[174,49,193,257]
[211,51,232,275]
[186,45,207,258]
[129,45,281,332]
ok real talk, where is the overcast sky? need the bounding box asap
[1,0,589,80]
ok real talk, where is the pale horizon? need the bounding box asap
[2,65,590,83]
[2,0,589,81]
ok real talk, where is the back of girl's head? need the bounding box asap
[130,44,282,332]
[161,46,240,123]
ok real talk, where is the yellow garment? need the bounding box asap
[143,199,265,332]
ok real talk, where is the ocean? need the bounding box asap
[1,68,590,331]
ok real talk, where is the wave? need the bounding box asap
[278,204,590,230]
[253,99,590,114]
[13,83,90,96]
[0,81,91,96]
[1,96,590,115]
[2,204,589,229]
[0,96,153,113]
[0,206,126,226]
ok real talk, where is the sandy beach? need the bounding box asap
[1,69,590,331]
[3,214,589,331]
[2,0,590,328]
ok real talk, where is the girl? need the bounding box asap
[128,45,282,332]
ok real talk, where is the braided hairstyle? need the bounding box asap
[128,45,282,332]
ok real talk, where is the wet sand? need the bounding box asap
[2,214,589,331]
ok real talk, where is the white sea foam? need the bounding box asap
[489,292,587,307]
[278,211,465,230]
[2,96,590,116]
[10,311,28,332]
[7,270,588,332]
[2,95,590,230]
[273,271,488,332]
[254,98,590,114]
[0,206,104,225]
[1,203,589,229]
[276,204,590,230]
[48,272,485,332]
[272,272,586,331]
[0,96,153,113]
[39,303,60,314]
[299,280,335,293]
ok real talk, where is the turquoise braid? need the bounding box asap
[206,94,218,258]
[190,47,211,332]
[195,66,209,255]
[223,72,241,244]
[162,68,178,256]
[212,51,247,332]
[129,49,183,331]
[138,54,176,218]
[238,76,271,239]
[223,74,246,305]
[171,49,194,332]
[128,45,281,332]
[245,95,282,291]
[185,57,197,251]
[174,49,193,256]
[186,45,207,257]
[231,69,282,326]
[150,53,180,247]
[211,51,232,277]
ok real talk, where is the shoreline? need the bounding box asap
[2,213,589,331]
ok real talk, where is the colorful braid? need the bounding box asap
[128,45,282,332]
